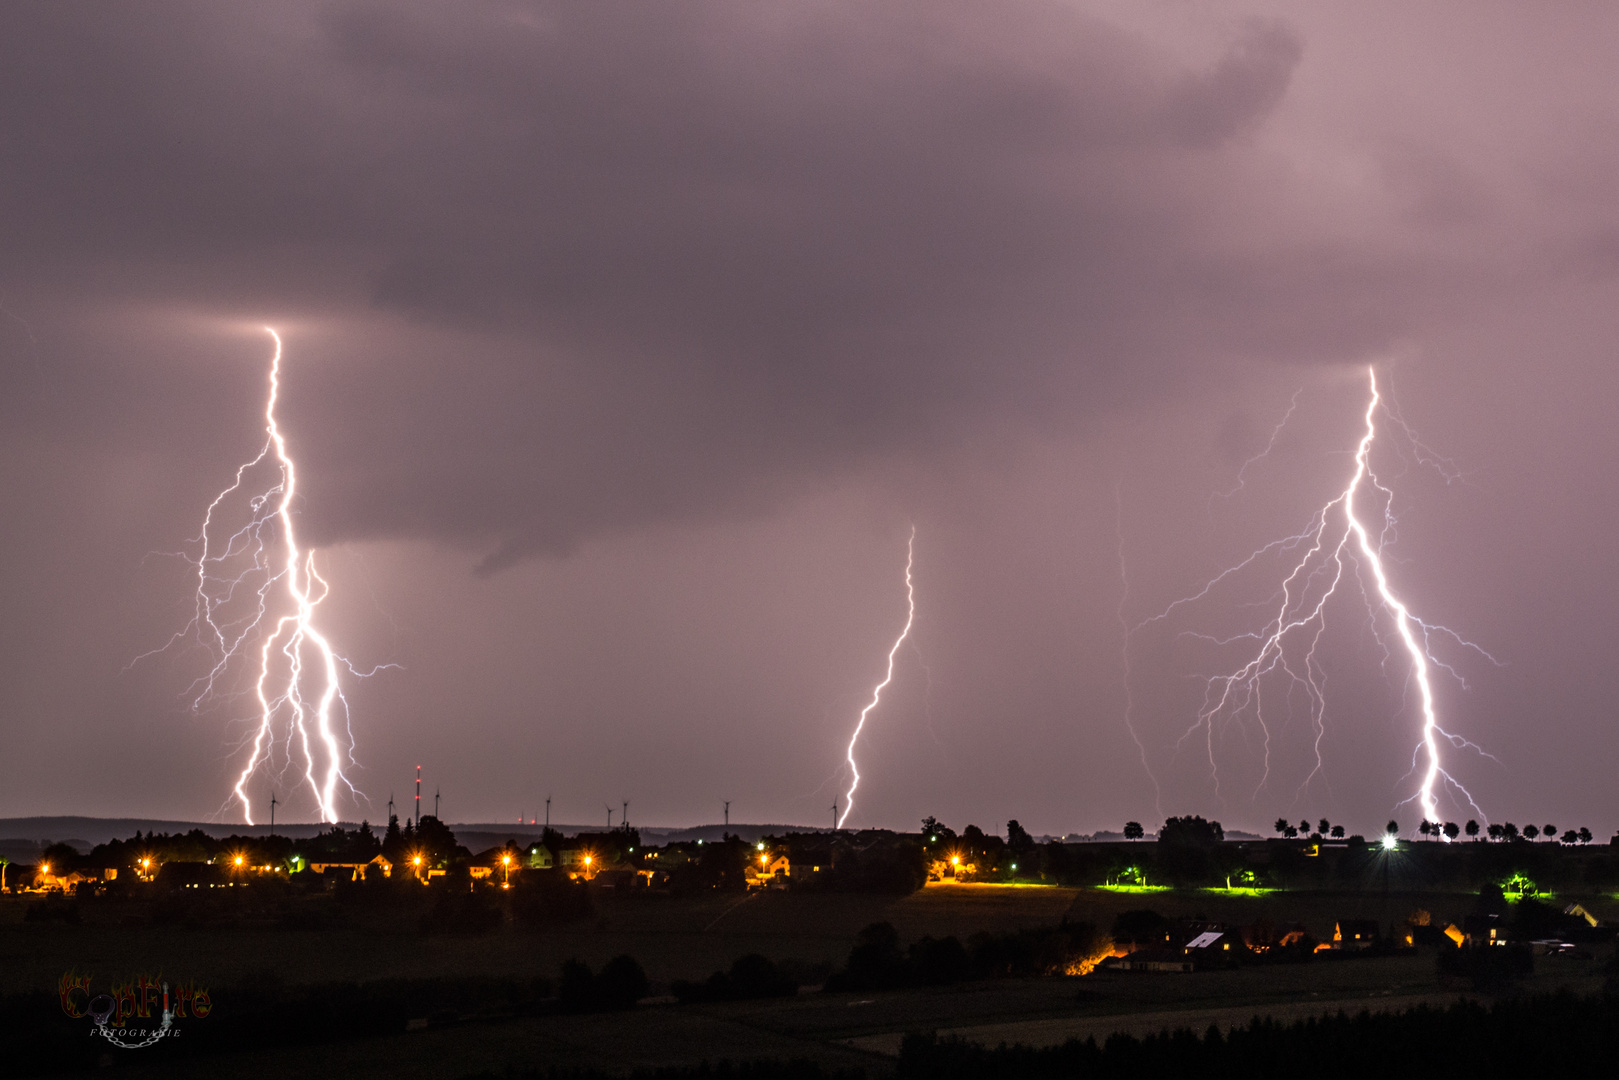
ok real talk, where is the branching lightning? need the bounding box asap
[838,527,916,829]
[1131,367,1496,829]
[148,328,381,825]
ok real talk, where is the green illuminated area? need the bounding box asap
[1100,866,1168,893]
[1501,872,1549,903]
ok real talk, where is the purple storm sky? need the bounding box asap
[1,2,1616,836]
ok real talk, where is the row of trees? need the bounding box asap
[1257,818,1599,844]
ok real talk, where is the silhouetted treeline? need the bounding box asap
[559,956,649,1011]
[893,990,1619,1079]
[824,920,1112,991]
[671,954,798,1003]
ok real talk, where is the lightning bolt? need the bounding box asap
[156,328,377,825]
[1114,481,1162,819]
[838,527,916,830]
[1135,367,1494,830]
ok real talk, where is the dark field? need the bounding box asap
[7,882,1616,1077]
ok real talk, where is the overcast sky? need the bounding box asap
[2,1,1616,837]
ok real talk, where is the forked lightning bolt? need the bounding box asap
[1135,367,1494,829]
[152,328,378,824]
[839,528,916,829]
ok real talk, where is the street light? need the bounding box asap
[502,853,512,886]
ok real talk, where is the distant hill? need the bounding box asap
[0,816,833,861]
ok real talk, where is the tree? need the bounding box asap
[1006,820,1034,850]
[1523,825,1539,840]
[1444,822,1461,841]
[1284,825,1298,839]
[1418,822,1432,840]
[381,814,407,864]
[1274,818,1290,837]
[1579,827,1593,845]
[1503,822,1519,841]
[1562,830,1579,845]
[1299,820,1311,835]
[1123,822,1145,842]
[1386,821,1399,837]
[1157,817,1225,884]
[1318,819,1331,837]
[40,842,81,876]
[1543,824,1556,840]
[1466,820,1480,839]
[1487,824,1503,841]
[1331,825,1345,839]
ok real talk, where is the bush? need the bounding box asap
[417,887,502,935]
[1436,943,1533,990]
[559,955,649,1012]
[672,954,798,1003]
[511,872,594,927]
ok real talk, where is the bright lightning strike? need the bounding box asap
[1134,367,1495,829]
[153,328,378,825]
[838,527,916,830]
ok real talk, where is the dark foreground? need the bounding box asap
[5,884,1613,1077]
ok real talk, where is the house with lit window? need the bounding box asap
[1333,919,1381,949]
[308,855,393,881]
[744,854,791,890]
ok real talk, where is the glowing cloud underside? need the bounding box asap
[1134,367,1492,829]
[839,528,916,829]
[172,328,369,824]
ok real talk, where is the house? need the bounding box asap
[744,854,792,890]
[1184,930,1241,968]
[1333,919,1381,949]
[157,862,230,889]
[34,867,101,893]
[1463,913,1507,946]
[558,848,599,880]
[469,847,522,883]
[525,844,554,870]
[1564,903,1601,928]
[308,855,393,881]
[1107,947,1194,973]
[590,864,654,889]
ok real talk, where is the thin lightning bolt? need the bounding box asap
[154,328,377,825]
[1137,367,1494,830]
[1114,481,1162,819]
[838,527,916,830]
[1209,388,1301,508]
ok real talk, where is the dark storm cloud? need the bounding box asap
[4,1,1619,832]
[0,0,1393,566]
